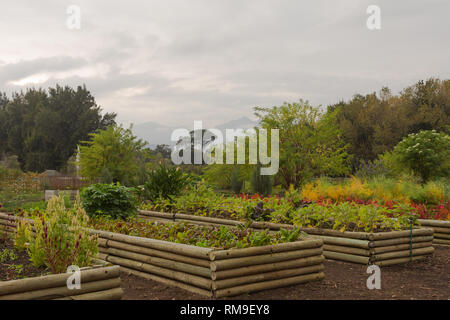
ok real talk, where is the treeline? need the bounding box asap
[0,85,116,172]
[0,78,449,180]
[328,78,450,167]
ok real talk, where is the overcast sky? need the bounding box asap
[1,0,449,127]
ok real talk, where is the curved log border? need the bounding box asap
[0,212,325,298]
[0,266,123,300]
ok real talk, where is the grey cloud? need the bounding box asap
[0,56,88,84]
[0,0,449,128]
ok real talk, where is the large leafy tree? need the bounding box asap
[330,78,450,166]
[0,85,116,172]
[391,130,450,182]
[78,125,146,185]
[255,100,351,189]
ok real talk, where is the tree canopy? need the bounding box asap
[328,78,450,167]
[255,100,351,188]
[0,85,116,172]
[77,125,146,185]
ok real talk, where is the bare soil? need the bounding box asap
[121,246,450,300]
[0,239,48,281]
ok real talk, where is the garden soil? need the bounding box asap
[121,246,449,300]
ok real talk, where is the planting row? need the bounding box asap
[141,179,449,224]
[0,211,324,298]
[138,210,436,265]
[95,229,324,298]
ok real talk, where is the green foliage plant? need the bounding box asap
[14,195,98,274]
[78,125,145,185]
[391,130,450,182]
[144,164,190,202]
[80,183,138,219]
[254,100,351,188]
[250,164,272,196]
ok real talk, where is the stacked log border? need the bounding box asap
[418,219,450,246]
[139,210,435,266]
[0,266,123,300]
[0,213,18,238]
[0,214,122,300]
[0,212,325,298]
[92,229,325,298]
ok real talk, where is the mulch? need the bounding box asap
[120,246,449,300]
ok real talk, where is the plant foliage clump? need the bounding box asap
[144,164,190,202]
[250,164,272,196]
[90,216,304,249]
[14,195,98,274]
[80,183,138,219]
[391,130,450,182]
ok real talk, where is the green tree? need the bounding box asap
[230,166,244,194]
[0,85,116,172]
[78,125,145,185]
[250,164,272,196]
[255,100,351,189]
[154,144,172,159]
[391,130,450,182]
[329,78,450,166]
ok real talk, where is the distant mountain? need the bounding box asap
[132,121,175,148]
[216,116,258,131]
[132,116,259,148]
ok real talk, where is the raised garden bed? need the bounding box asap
[138,210,435,266]
[417,219,450,245]
[0,265,123,300]
[93,229,325,298]
[0,213,123,300]
[1,212,325,298]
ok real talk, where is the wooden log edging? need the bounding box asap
[93,227,325,298]
[0,266,123,300]
[0,212,325,298]
[137,210,436,265]
[418,219,450,245]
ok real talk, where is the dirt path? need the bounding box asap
[121,246,449,300]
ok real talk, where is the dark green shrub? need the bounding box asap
[391,130,450,182]
[144,164,190,202]
[230,167,244,194]
[80,183,137,219]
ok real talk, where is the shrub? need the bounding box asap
[354,159,390,180]
[301,176,445,205]
[78,125,146,186]
[144,164,190,202]
[80,183,138,219]
[250,164,272,196]
[14,195,98,274]
[230,167,244,194]
[391,130,450,182]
